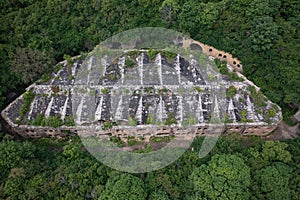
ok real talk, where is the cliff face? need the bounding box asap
[1,37,282,138]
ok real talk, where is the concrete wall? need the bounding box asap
[11,123,277,139]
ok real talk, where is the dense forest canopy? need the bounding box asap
[0,0,299,123]
[0,135,299,199]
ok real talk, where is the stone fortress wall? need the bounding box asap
[182,39,243,72]
[1,40,281,139]
[7,122,277,139]
[2,92,278,139]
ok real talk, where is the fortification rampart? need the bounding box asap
[182,39,243,72]
[9,122,277,139]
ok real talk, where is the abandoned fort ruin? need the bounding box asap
[1,35,282,139]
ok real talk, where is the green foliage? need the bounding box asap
[148,49,159,60]
[63,54,73,65]
[125,58,135,68]
[248,86,267,108]
[128,116,138,126]
[162,51,177,60]
[41,73,52,83]
[252,162,291,200]
[30,114,63,128]
[149,189,170,200]
[190,154,251,200]
[63,144,81,160]
[248,140,292,170]
[215,58,229,75]
[0,134,300,199]
[267,108,276,118]
[249,16,279,52]
[241,110,248,122]
[127,137,139,146]
[164,113,177,125]
[19,91,35,120]
[194,86,203,93]
[99,174,147,200]
[43,116,63,128]
[146,114,155,124]
[101,88,109,94]
[178,1,220,35]
[102,121,113,130]
[182,117,198,127]
[150,135,175,143]
[31,114,73,127]
[226,86,237,98]
[12,47,55,84]
[64,116,75,126]
[110,137,125,147]
[134,144,153,153]
[229,72,244,82]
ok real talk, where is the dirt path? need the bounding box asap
[265,121,299,140]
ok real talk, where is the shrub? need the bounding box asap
[128,117,138,126]
[19,91,35,120]
[148,49,159,60]
[101,88,109,94]
[267,108,276,118]
[102,121,113,130]
[195,86,203,93]
[215,58,229,75]
[229,72,244,81]
[164,112,177,125]
[241,110,248,122]
[45,116,63,127]
[226,86,237,98]
[125,58,135,68]
[110,137,124,147]
[127,138,139,146]
[41,73,52,83]
[63,54,73,65]
[64,116,75,126]
[146,114,155,124]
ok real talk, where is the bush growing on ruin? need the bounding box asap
[226,86,237,98]
[128,117,138,126]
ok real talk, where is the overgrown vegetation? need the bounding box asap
[163,113,177,125]
[29,114,63,128]
[226,86,237,98]
[28,114,75,127]
[125,58,135,68]
[0,135,299,199]
[19,91,35,121]
[128,116,138,126]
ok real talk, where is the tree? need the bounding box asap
[99,173,146,200]
[248,140,292,170]
[249,17,279,52]
[159,0,179,26]
[11,47,54,84]
[178,1,219,35]
[189,154,251,199]
[149,190,170,200]
[252,162,291,200]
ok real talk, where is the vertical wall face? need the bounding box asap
[183,39,243,72]
[11,121,277,138]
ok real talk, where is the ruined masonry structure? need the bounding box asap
[1,39,282,138]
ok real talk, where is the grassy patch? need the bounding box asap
[19,91,35,121]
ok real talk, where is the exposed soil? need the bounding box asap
[265,121,299,140]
